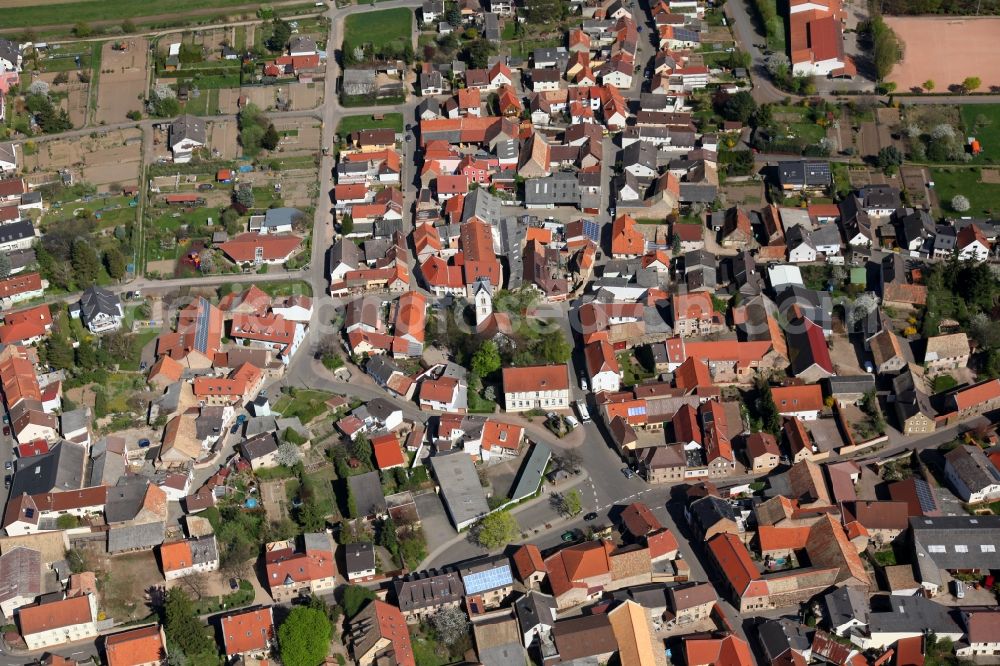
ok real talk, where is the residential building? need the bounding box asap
[502,364,570,412]
[104,625,168,666]
[345,542,378,582]
[944,444,1000,504]
[220,607,274,658]
[158,536,220,580]
[923,333,970,375]
[393,570,465,622]
[168,115,206,163]
[348,600,416,666]
[18,593,98,651]
[264,533,336,602]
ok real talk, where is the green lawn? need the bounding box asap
[272,389,335,424]
[770,105,826,144]
[1,0,286,29]
[342,8,413,56]
[931,167,1000,216]
[961,104,1000,165]
[337,112,404,136]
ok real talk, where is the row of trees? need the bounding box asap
[863,15,904,83]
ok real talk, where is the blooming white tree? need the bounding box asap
[276,442,301,467]
[951,194,971,212]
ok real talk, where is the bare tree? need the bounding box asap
[182,572,210,600]
[276,442,302,467]
[432,605,470,646]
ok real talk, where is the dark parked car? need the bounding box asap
[229,578,239,590]
[583,512,598,521]
[138,438,151,448]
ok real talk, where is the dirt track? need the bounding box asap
[888,16,1000,92]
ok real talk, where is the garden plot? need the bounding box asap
[207,119,241,160]
[36,71,89,128]
[21,128,143,190]
[95,39,149,124]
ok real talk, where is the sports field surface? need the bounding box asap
[886,16,1000,93]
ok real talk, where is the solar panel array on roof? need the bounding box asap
[627,406,647,417]
[462,563,513,595]
[583,220,600,243]
[913,478,937,514]
[194,298,211,353]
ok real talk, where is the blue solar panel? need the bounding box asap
[583,220,600,243]
[627,406,647,417]
[194,297,210,352]
[462,564,513,595]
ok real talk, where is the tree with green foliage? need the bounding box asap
[350,433,373,465]
[378,516,399,556]
[45,335,75,371]
[923,79,935,92]
[866,16,904,82]
[754,379,781,435]
[261,123,280,151]
[104,246,127,281]
[876,145,904,172]
[715,90,757,124]
[150,93,181,118]
[122,19,137,33]
[962,76,981,94]
[71,238,100,287]
[465,40,494,70]
[75,339,97,369]
[340,213,354,235]
[234,185,256,210]
[560,489,582,517]
[473,510,519,549]
[278,606,331,666]
[222,207,244,235]
[56,514,79,529]
[73,22,93,37]
[470,341,502,377]
[0,252,10,280]
[341,584,377,619]
[162,588,215,660]
[266,18,293,52]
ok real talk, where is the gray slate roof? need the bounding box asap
[168,114,206,145]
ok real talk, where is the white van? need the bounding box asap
[575,400,591,422]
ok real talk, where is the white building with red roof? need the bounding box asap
[218,233,302,266]
[229,314,305,365]
[502,364,570,412]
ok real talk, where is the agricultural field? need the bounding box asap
[0,0,288,30]
[342,7,413,58]
[21,128,143,190]
[95,39,149,124]
[930,167,1000,217]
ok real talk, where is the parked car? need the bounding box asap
[583,512,598,521]
[3,461,10,471]
[565,415,580,429]
[621,466,635,479]
[580,377,589,391]
[138,438,151,448]
[561,530,578,542]
[575,400,591,422]
[229,578,239,590]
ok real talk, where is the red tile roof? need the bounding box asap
[105,625,166,666]
[18,595,94,635]
[218,233,302,264]
[372,433,406,469]
[221,607,273,656]
[772,384,824,413]
[503,364,569,394]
